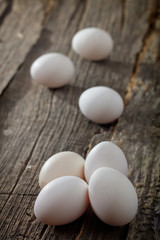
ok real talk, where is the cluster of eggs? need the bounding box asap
[34,141,138,226]
[30,27,123,124]
[31,27,138,226]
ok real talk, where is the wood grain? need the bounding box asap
[0,0,160,239]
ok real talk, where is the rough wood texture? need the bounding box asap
[0,0,160,239]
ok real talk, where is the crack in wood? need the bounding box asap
[0,62,23,97]
[82,141,92,159]
[66,0,88,31]
[121,0,128,29]
[75,221,85,240]
[39,224,48,238]
[110,120,119,141]
[42,0,55,24]
[0,192,37,196]
[124,0,160,105]
[0,0,12,27]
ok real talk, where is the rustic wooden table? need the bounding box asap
[0,0,160,239]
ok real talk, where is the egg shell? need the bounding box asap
[79,86,124,124]
[39,151,85,188]
[72,27,113,61]
[30,53,75,88]
[34,176,89,225]
[85,141,128,182]
[89,167,138,226]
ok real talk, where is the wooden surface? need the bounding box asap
[0,0,160,239]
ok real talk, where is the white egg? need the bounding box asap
[89,167,138,226]
[34,176,89,225]
[79,86,124,124]
[72,27,113,61]
[30,53,75,88]
[85,141,128,182]
[39,151,85,188]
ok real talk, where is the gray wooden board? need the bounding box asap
[0,0,160,239]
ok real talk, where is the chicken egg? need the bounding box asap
[34,176,89,225]
[72,27,113,61]
[79,86,124,124]
[39,151,85,188]
[30,53,75,88]
[89,167,138,226]
[85,141,128,182]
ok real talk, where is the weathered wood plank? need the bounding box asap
[0,0,44,95]
[0,0,159,239]
[111,62,160,240]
